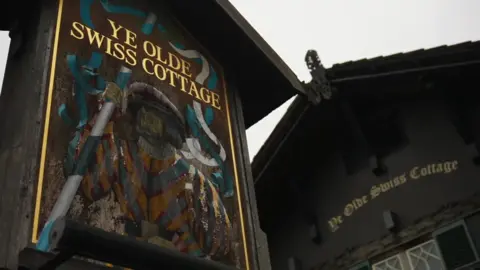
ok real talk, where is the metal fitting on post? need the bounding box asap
[304,49,334,104]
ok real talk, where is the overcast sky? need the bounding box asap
[0,0,479,161]
[233,0,480,161]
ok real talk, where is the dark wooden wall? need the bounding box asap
[263,80,480,270]
[0,0,56,268]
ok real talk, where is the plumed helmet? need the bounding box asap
[125,82,186,149]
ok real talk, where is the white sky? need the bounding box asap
[0,0,479,161]
[233,0,480,161]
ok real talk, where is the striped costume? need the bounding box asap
[64,115,233,258]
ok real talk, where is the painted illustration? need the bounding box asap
[33,0,247,268]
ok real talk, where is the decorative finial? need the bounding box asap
[305,49,321,71]
[304,49,334,104]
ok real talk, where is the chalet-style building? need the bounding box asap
[253,41,480,270]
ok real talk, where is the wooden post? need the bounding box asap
[228,76,271,270]
[0,0,57,268]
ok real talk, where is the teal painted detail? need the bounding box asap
[66,53,106,128]
[186,105,234,197]
[36,221,53,251]
[115,68,131,90]
[83,0,153,37]
[80,0,95,28]
[99,0,146,18]
[88,50,103,69]
[142,23,154,35]
[204,106,214,126]
[207,65,218,90]
[64,131,81,175]
[157,24,167,33]
[211,172,224,194]
[172,42,186,50]
[168,45,218,90]
[58,104,74,126]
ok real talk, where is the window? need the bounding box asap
[287,257,302,270]
[371,220,480,270]
[373,254,410,270]
[434,220,479,270]
[373,241,445,270]
[350,261,371,270]
[406,240,444,270]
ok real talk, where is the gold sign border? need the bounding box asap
[31,0,251,268]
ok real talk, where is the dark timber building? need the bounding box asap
[253,41,480,270]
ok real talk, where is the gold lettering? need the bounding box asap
[142,58,154,75]
[370,185,381,199]
[178,75,188,92]
[155,45,168,65]
[410,166,420,179]
[352,196,368,209]
[344,204,354,216]
[211,92,221,110]
[331,161,459,232]
[105,36,113,56]
[444,161,456,173]
[452,160,459,170]
[435,164,443,173]
[124,28,137,49]
[70,21,85,40]
[71,20,135,67]
[380,182,391,192]
[139,42,222,109]
[188,82,201,100]
[399,173,407,184]
[180,59,192,77]
[112,42,125,61]
[125,49,137,66]
[362,195,368,204]
[392,177,401,186]
[168,52,181,71]
[86,27,105,48]
[154,63,167,81]
[166,69,179,87]
[200,87,211,104]
[328,216,343,232]
[108,19,123,40]
[143,41,156,58]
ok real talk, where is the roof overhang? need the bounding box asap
[167,0,305,127]
[253,40,480,185]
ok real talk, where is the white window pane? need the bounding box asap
[406,240,445,270]
[373,255,409,270]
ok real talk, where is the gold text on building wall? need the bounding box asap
[327,160,459,232]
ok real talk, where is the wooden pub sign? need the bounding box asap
[25,0,255,269]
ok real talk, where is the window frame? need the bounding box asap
[405,239,445,270]
[432,219,479,269]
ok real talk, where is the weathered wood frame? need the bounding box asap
[0,0,57,268]
[0,0,265,269]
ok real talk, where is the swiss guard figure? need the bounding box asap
[63,80,234,259]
